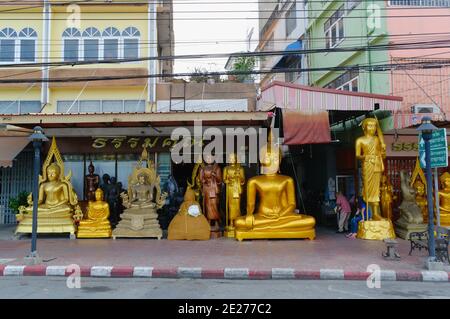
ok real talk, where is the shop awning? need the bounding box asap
[272,41,302,70]
[0,125,32,167]
[258,81,403,112]
[259,81,403,145]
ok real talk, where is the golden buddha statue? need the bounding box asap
[223,153,245,238]
[77,188,112,238]
[112,148,167,239]
[380,175,396,220]
[395,170,426,239]
[355,118,395,240]
[16,137,82,238]
[234,134,315,241]
[413,180,428,223]
[438,171,450,227]
[167,188,210,240]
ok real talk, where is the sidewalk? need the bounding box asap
[0,225,448,281]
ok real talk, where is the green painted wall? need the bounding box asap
[306,1,390,94]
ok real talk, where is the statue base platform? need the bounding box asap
[394,220,427,240]
[235,228,315,241]
[77,226,112,239]
[357,220,396,241]
[112,208,162,239]
[15,215,76,237]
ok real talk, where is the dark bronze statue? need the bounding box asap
[199,155,222,232]
[85,161,100,201]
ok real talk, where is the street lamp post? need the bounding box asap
[24,126,48,265]
[417,116,438,262]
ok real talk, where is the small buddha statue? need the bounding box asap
[223,152,245,237]
[85,161,100,201]
[234,136,315,241]
[413,180,428,223]
[380,175,396,220]
[167,188,210,240]
[438,172,450,227]
[77,188,112,238]
[16,137,82,237]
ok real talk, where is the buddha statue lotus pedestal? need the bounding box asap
[112,149,167,239]
[15,137,82,239]
[234,135,316,241]
[355,118,395,240]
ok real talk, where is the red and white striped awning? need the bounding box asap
[258,81,403,112]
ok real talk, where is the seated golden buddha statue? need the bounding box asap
[77,188,112,238]
[16,137,82,238]
[168,188,210,240]
[112,148,167,239]
[438,172,450,227]
[234,136,316,241]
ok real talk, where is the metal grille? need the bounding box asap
[389,0,450,6]
[0,150,33,224]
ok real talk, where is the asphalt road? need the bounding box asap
[0,277,449,299]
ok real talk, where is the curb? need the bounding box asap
[0,265,449,282]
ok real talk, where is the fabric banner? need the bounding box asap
[282,109,331,145]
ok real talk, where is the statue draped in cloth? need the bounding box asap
[355,117,386,221]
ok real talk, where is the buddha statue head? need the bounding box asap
[47,163,61,182]
[260,143,281,175]
[361,118,378,136]
[228,152,237,165]
[413,180,425,197]
[137,172,148,185]
[95,188,104,201]
[88,161,95,175]
[440,172,450,190]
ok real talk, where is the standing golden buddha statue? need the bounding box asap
[380,175,396,221]
[355,118,395,240]
[223,153,245,238]
[438,172,450,227]
[16,137,82,238]
[234,134,315,241]
[77,188,112,238]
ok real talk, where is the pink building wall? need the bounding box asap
[386,5,450,121]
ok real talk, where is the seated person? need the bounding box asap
[347,198,372,239]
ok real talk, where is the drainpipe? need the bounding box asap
[41,0,51,108]
[148,1,157,110]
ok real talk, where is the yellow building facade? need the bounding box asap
[0,0,174,114]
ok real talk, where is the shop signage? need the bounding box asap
[384,134,450,158]
[418,128,448,169]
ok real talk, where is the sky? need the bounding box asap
[172,0,259,74]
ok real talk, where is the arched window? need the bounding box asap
[19,28,37,62]
[122,27,140,59]
[82,27,100,61]
[102,27,120,60]
[62,28,81,62]
[0,28,17,62]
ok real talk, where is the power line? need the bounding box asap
[2,38,450,67]
[0,60,449,84]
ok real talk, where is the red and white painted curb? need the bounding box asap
[0,265,449,282]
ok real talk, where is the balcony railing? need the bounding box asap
[389,0,450,6]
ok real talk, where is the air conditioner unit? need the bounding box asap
[411,104,441,114]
